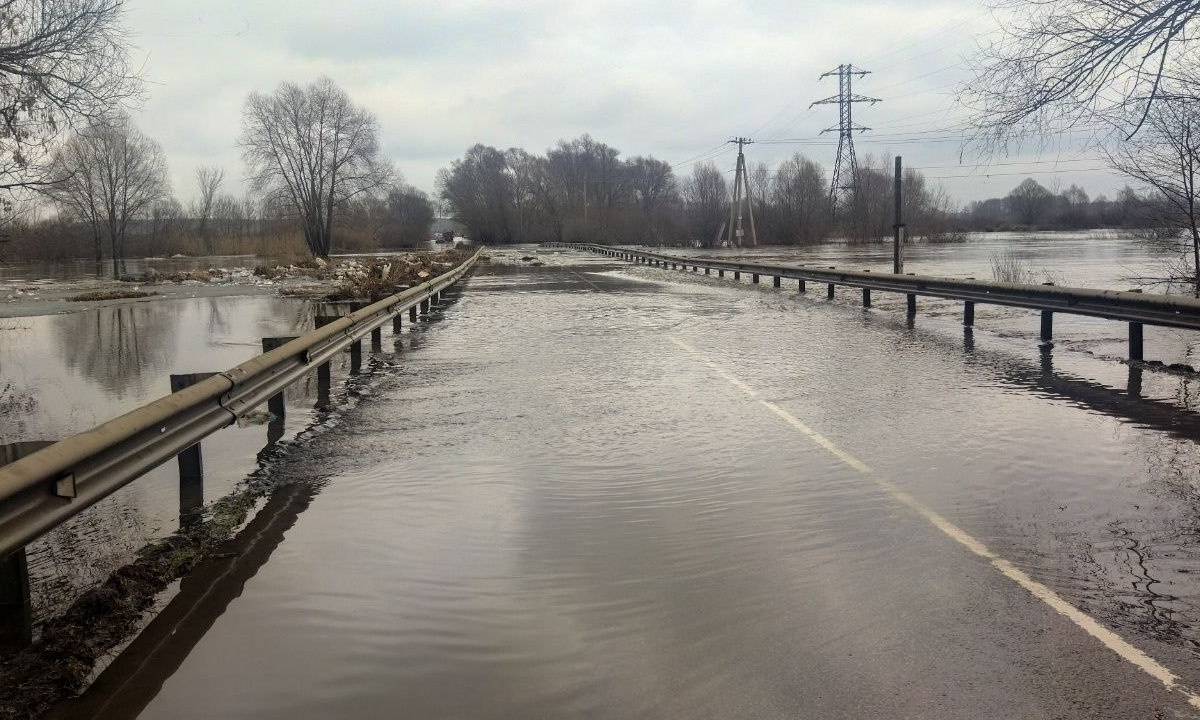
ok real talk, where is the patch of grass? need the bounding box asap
[989,251,1036,284]
[66,289,155,302]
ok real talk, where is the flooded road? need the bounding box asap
[50,247,1200,718]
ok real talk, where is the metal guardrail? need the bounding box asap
[551,241,1200,356]
[0,248,482,559]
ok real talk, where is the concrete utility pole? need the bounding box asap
[811,64,880,211]
[893,155,905,274]
[726,137,758,248]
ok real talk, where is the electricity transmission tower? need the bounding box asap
[811,64,879,209]
[726,137,757,247]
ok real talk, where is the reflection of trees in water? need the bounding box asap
[54,303,181,398]
[0,381,38,442]
[206,297,229,336]
[1066,429,1200,656]
[984,349,1200,654]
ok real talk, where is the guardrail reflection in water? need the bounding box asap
[0,248,482,648]
[552,242,1200,362]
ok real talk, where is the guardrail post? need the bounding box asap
[752,273,759,284]
[314,315,339,388]
[1129,322,1144,361]
[773,276,781,288]
[1040,311,1054,345]
[862,288,871,307]
[170,373,216,527]
[349,338,362,374]
[718,269,725,277]
[963,301,975,327]
[371,326,382,352]
[393,314,403,334]
[734,271,741,280]
[907,294,916,316]
[1127,289,1144,361]
[0,546,31,652]
[798,279,806,292]
[0,441,51,652]
[827,283,835,299]
[260,337,298,423]
[409,305,418,321]
[1128,365,1143,398]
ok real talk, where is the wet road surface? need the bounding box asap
[53,249,1200,718]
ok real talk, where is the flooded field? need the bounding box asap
[10,232,1200,718]
[662,230,1174,289]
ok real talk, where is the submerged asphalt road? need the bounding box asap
[55,248,1200,719]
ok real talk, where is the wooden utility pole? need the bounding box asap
[726,137,758,247]
[893,155,905,274]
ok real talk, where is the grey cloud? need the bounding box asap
[122,0,1123,205]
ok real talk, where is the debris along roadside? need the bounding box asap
[1,249,477,318]
[302,248,475,302]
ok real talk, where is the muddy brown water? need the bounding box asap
[11,233,1200,717]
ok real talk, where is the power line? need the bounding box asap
[861,9,993,66]
[746,159,1109,178]
[909,157,1105,171]
[922,167,1110,179]
[670,144,733,171]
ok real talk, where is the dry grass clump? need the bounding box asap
[67,289,155,302]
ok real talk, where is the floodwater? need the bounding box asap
[30,235,1200,719]
[11,231,1200,717]
[664,229,1175,288]
[0,255,265,283]
[0,295,358,620]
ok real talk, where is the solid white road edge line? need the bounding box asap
[665,333,1200,711]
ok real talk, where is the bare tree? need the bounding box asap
[0,0,141,193]
[769,154,831,245]
[962,0,1200,147]
[626,156,677,244]
[1007,178,1055,226]
[381,184,434,247]
[680,162,728,247]
[240,77,392,257]
[48,114,169,274]
[149,196,183,254]
[437,144,514,244]
[191,165,224,250]
[1109,100,1200,293]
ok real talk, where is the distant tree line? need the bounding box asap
[958,178,1160,232]
[438,137,957,246]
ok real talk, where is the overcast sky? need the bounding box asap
[124,0,1119,208]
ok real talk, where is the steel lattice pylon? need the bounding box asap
[811,64,879,210]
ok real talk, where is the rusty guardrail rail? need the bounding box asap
[551,242,1200,360]
[0,248,482,559]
